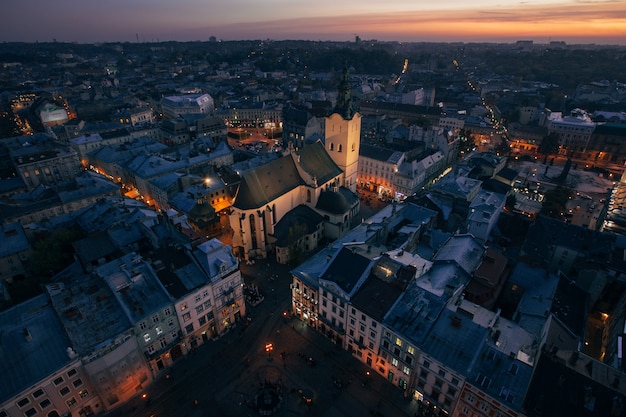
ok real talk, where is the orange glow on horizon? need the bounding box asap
[225,2,626,44]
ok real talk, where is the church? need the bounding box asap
[228,67,362,263]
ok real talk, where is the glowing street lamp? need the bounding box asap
[265,342,274,361]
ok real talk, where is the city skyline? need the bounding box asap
[2,0,626,45]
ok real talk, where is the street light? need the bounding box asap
[265,342,274,361]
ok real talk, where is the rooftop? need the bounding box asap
[0,294,74,403]
[97,252,174,323]
[47,262,131,355]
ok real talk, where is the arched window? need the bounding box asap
[330,143,334,151]
[351,142,355,151]
[338,144,343,152]
[306,189,311,202]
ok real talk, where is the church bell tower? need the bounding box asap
[325,64,361,193]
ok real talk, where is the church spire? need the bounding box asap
[333,62,354,120]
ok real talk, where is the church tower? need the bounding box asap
[325,64,361,193]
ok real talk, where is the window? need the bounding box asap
[67,369,77,378]
[196,305,204,314]
[17,398,30,408]
[438,369,446,377]
[182,312,191,322]
[160,338,167,348]
[66,397,77,407]
[156,326,163,335]
[24,408,37,417]
[204,300,212,309]
[195,294,202,303]
[32,389,44,398]
[185,324,194,333]
[143,334,151,343]
[39,399,51,409]
[423,360,430,369]
[199,316,207,326]
[509,363,519,375]
[79,390,89,399]
[168,318,175,328]
[476,373,492,388]
[499,387,515,402]
[53,377,64,386]
[403,366,410,375]
[392,358,399,367]
[395,337,402,346]
[139,321,147,330]
[180,303,187,311]
[164,307,171,316]
[72,379,83,388]
[59,387,70,396]
[451,377,459,386]
[152,314,160,323]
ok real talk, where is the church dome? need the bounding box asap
[315,191,351,214]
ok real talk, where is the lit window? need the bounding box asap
[143,334,151,343]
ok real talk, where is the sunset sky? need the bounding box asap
[3,0,626,44]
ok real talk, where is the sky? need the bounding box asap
[2,0,626,45]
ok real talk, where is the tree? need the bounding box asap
[31,227,84,277]
[538,132,560,161]
[540,186,572,219]
[287,223,308,266]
